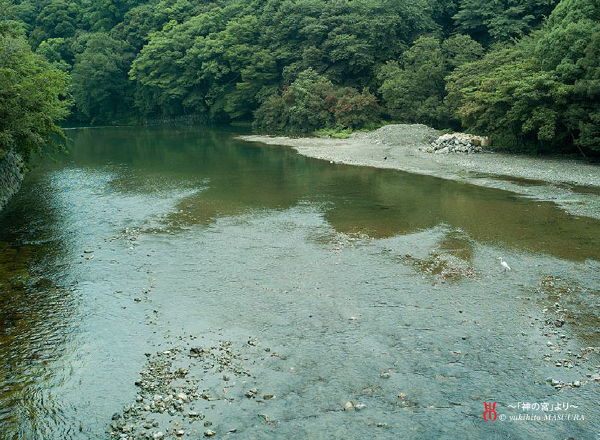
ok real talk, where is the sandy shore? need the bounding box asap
[239,124,600,219]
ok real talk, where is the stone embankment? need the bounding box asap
[0,151,25,212]
[420,132,491,154]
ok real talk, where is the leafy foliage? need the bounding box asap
[453,0,560,45]
[3,0,597,155]
[129,0,436,122]
[378,35,482,127]
[0,24,70,162]
[71,34,135,123]
[254,69,381,133]
[29,0,79,48]
[448,0,600,154]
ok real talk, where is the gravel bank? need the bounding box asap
[239,125,600,219]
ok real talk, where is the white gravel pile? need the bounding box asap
[420,132,489,154]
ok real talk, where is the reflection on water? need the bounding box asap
[0,188,79,439]
[477,172,600,196]
[0,126,599,438]
[60,126,600,261]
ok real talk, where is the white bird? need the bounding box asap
[497,257,511,273]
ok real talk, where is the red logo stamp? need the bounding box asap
[483,402,497,421]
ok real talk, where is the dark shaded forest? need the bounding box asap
[2,0,599,156]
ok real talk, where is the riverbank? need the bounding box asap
[239,124,600,219]
[0,151,24,213]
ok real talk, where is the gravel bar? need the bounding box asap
[239,124,600,219]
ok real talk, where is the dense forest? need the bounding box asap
[1,0,599,156]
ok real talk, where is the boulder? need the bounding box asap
[419,132,490,154]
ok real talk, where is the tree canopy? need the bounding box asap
[378,34,483,128]
[2,0,598,155]
[448,0,600,153]
[0,24,70,163]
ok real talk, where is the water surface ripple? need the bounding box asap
[0,126,599,439]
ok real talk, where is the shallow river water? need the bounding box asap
[1,126,600,439]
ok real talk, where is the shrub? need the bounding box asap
[254,69,381,133]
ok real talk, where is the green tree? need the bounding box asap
[71,33,135,123]
[36,37,74,70]
[331,87,382,129]
[446,44,557,149]
[111,0,195,51]
[447,0,600,154]
[535,0,600,153]
[131,0,437,122]
[453,0,560,45]
[30,0,79,48]
[282,68,336,131]
[129,14,225,118]
[427,0,459,36]
[0,24,70,162]
[80,0,140,32]
[254,68,381,133]
[379,35,482,127]
[253,94,289,133]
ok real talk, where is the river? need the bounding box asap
[1,126,599,439]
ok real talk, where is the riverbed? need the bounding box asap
[1,126,599,439]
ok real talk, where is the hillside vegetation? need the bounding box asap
[2,0,599,155]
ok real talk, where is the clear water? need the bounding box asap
[1,126,599,439]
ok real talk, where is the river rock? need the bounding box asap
[245,388,258,398]
[258,414,273,424]
[421,133,488,154]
